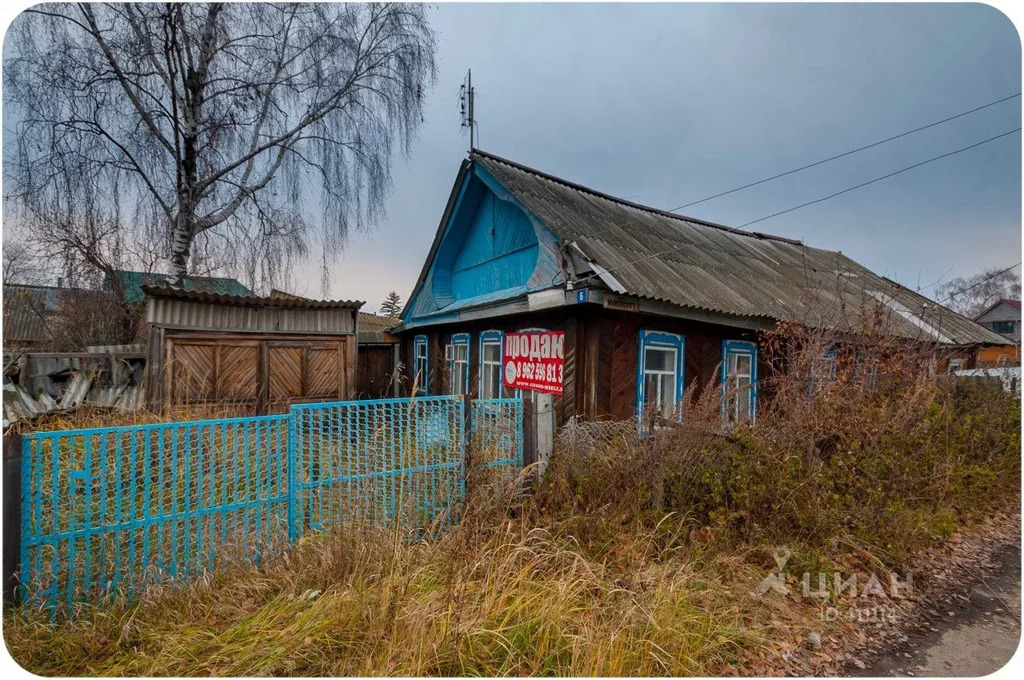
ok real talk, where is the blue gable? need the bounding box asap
[403,162,563,324]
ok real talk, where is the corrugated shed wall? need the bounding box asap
[147,298,355,334]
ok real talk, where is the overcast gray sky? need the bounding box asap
[292,2,1021,312]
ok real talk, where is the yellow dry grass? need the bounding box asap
[3,502,778,677]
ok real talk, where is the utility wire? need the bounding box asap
[939,261,1022,303]
[738,128,1021,229]
[672,92,1022,211]
[561,92,1023,247]
[577,128,1022,287]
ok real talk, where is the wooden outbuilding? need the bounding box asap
[143,286,362,414]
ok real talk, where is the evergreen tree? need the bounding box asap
[379,290,404,317]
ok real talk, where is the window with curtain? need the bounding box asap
[413,335,429,394]
[636,330,685,424]
[722,340,757,425]
[449,333,470,395]
[479,330,504,399]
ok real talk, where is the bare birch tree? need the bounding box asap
[4,2,436,289]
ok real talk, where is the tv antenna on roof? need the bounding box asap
[458,69,476,153]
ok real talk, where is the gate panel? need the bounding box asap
[19,416,289,613]
[307,346,342,398]
[170,342,216,403]
[217,344,259,401]
[267,345,304,401]
[291,396,465,535]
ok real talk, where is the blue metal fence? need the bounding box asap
[292,396,465,537]
[18,396,522,613]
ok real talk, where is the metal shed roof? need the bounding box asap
[472,150,1010,346]
[142,285,362,309]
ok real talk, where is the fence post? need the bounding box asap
[3,434,23,609]
[462,394,473,495]
[536,393,552,477]
[522,399,537,470]
[287,409,298,544]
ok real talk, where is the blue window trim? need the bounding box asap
[721,339,758,423]
[413,335,429,395]
[636,330,686,423]
[478,330,505,398]
[449,332,471,394]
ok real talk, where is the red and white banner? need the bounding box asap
[503,330,564,395]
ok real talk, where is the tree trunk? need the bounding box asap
[170,219,192,282]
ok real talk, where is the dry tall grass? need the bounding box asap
[4,324,1020,676]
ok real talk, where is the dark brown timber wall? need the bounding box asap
[356,345,396,399]
[400,307,761,426]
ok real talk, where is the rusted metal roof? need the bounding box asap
[473,150,1010,346]
[357,312,399,344]
[358,312,398,331]
[142,285,362,309]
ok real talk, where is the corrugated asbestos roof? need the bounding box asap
[142,285,363,309]
[473,150,1010,346]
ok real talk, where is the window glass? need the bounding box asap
[483,343,500,362]
[639,336,682,423]
[414,337,428,393]
[723,342,756,425]
[480,336,503,399]
[645,347,674,372]
[450,336,469,394]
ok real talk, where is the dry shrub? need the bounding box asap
[537,321,1021,563]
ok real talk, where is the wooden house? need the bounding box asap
[395,150,1012,425]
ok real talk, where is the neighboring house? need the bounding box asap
[396,150,1011,426]
[973,298,1021,367]
[2,283,116,351]
[974,299,1021,342]
[104,270,252,304]
[3,284,61,349]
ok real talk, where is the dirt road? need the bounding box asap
[856,544,1020,677]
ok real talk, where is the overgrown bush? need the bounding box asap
[537,323,1020,563]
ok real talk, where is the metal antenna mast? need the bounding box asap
[459,69,476,152]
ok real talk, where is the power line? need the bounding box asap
[577,128,1021,287]
[671,92,1021,211]
[560,92,1023,249]
[940,261,1022,303]
[738,128,1020,229]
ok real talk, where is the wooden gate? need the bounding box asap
[164,335,355,414]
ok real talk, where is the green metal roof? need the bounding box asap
[104,270,252,303]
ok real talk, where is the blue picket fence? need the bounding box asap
[18,396,522,612]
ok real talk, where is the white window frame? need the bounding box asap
[413,335,429,395]
[809,346,838,395]
[636,330,685,425]
[721,340,757,425]
[448,333,470,395]
[478,330,505,399]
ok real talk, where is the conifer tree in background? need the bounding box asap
[379,291,404,318]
